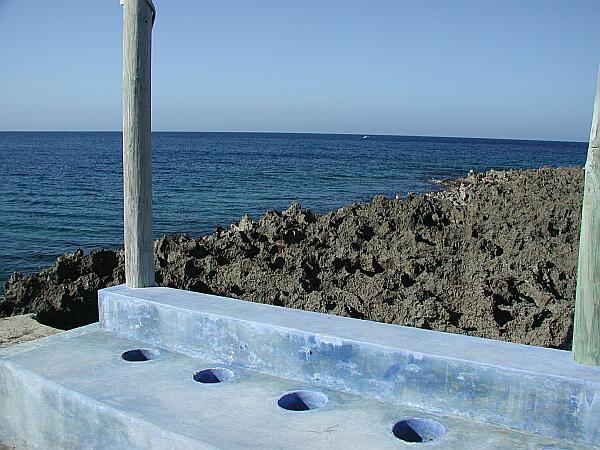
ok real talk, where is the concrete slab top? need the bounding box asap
[0,327,589,450]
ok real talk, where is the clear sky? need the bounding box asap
[0,0,598,141]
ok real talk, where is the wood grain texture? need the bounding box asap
[574,67,600,365]
[122,0,155,288]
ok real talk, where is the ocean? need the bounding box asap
[0,132,587,294]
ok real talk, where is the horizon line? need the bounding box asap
[0,130,588,144]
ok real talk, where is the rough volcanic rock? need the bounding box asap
[1,167,583,349]
[1,249,124,329]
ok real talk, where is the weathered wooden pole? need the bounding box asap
[122,0,156,288]
[574,67,600,365]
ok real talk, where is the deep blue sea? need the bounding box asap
[0,132,587,293]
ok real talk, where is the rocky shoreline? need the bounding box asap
[0,167,583,350]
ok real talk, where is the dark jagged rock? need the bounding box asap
[2,249,124,329]
[1,167,583,349]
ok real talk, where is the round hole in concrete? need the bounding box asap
[193,368,235,384]
[121,348,160,362]
[277,390,328,411]
[392,418,446,443]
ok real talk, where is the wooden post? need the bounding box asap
[574,67,600,365]
[122,0,156,288]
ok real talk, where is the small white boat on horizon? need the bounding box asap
[362,135,369,139]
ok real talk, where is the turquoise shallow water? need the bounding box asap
[0,132,587,293]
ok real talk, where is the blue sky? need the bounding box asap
[0,0,598,141]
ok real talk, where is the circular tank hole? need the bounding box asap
[193,368,235,384]
[121,348,160,362]
[392,418,446,443]
[277,390,328,411]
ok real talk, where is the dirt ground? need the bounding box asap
[0,166,583,350]
[0,314,60,349]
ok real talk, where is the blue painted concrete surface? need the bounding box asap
[98,285,600,446]
[0,285,599,449]
[0,326,592,449]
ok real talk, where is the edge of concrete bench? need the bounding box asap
[99,285,600,445]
